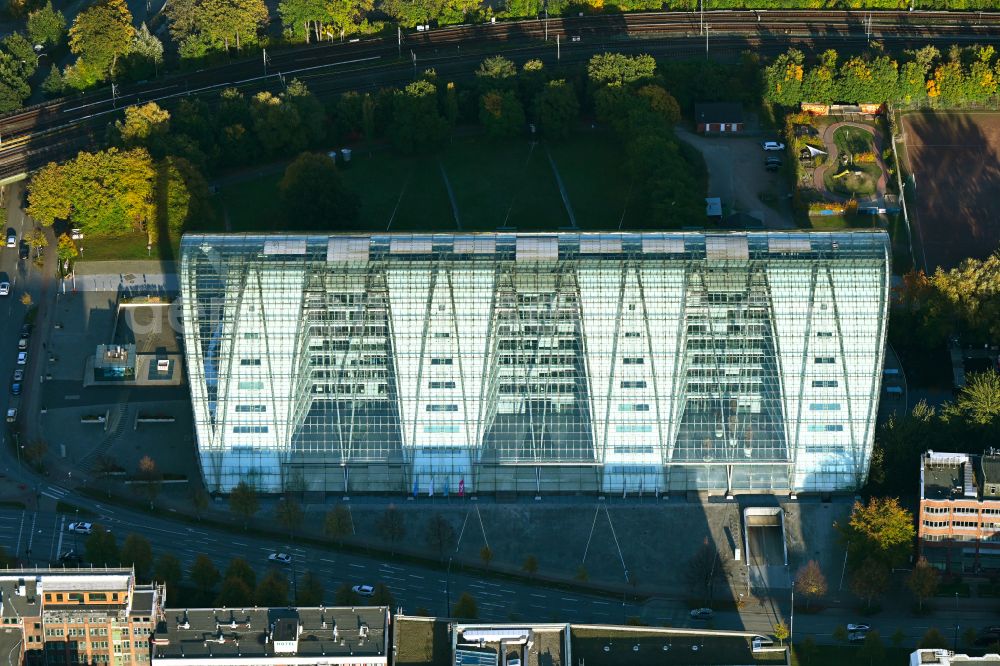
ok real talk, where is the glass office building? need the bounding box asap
[180,232,889,495]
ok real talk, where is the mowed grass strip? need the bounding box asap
[206,133,632,234]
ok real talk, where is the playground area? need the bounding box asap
[899,110,1000,271]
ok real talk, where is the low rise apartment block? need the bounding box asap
[0,568,163,666]
[151,606,389,665]
[919,450,1000,573]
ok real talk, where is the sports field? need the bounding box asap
[900,111,1000,271]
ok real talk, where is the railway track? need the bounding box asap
[3,10,1000,180]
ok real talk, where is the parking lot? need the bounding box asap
[676,129,795,229]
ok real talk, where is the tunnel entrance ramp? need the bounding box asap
[743,507,789,591]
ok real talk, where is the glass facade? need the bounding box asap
[180,231,889,495]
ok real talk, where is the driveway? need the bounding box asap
[676,128,795,229]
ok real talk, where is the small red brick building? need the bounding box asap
[695,103,744,134]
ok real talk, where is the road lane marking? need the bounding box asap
[348,563,366,569]
[530,593,546,598]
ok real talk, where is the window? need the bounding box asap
[622,357,644,365]
[922,520,948,528]
[952,520,978,528]
[621,381,647,389]
[243,332,260,339]
[239,358,261,366]
[954,507,978,515]
[89,593,107,601]
[807,424,844,432]
[433,332,450,338]
[924,506,949,514]
[624,332,641,338]
[238,380,263,390]
[429,381,456,389]
[430,358,453,365]
[235,405,267,413]
[425,404,458,412]
[812,380,838,388]
[68,593,84,602]
[424,425,460,433]
[616,424,652,433]
[232,425,269,434]
[809,403,841,411]
[618,404,650,412]
[816,331,834,337]
[814,357,836,364]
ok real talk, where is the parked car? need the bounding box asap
[58,550,83,564]
[268,552,292,564]
[18,242,28,260]
[689,608,713,619]
[0,282,9,296]
[762,141,785,151]
[18,337,28,351]
[752,636,775,648]
[10,382,21,396]
[352,584,374,597]
[5,230,15,248]
[13,369,23,382]
[67,522,93,534]
[847,624,871,632]
[16,351,26,365]
[5,408,16,423]
[20,324,32,338]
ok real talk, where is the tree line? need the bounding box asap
[766,44,1000,108]
[27,53,708,239]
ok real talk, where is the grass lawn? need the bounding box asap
[79,233,179,261]
[393,617,450,666]
[791,645,911,666]
[206,133,637,234]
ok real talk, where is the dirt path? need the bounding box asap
[813,121,889,202]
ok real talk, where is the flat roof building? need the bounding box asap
[151,606,389,665]
[0,568,162,665]
[919,450,1000,573]
[911,650,1000,666]
[180,231,889,496]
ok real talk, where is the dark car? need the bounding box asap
[10,382,21,396]
[20,323,32,338]
[18,241,28,260]
[57,550,83,565]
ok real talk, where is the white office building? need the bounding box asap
[179,231,889,495]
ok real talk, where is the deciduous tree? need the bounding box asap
[216,576,254,606]
[841,497,915,568]
[229,481,259,529]
[190,554,220,591]
[224,558,256,591]
[919,628,948,649]
[452,592,477,619]
[84,525,118,566]
[794,560,828,609]
[375,505,405,555]
[425,514,456,561]
[68,0,135,79]
[120,534,153,579]
[850,557,889,609]
[154,553,182,591]
[28,2,67,47]
[479,89,524,138]
[907,557,940,611]
[278,152,360,230]
[325,505,352,545]
[522,555,539,577]
[297,571,324,606]
[276,498,304,539]
[255,570,289,606]
[533,79,578,140]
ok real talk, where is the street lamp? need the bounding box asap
[445,556,454,616]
